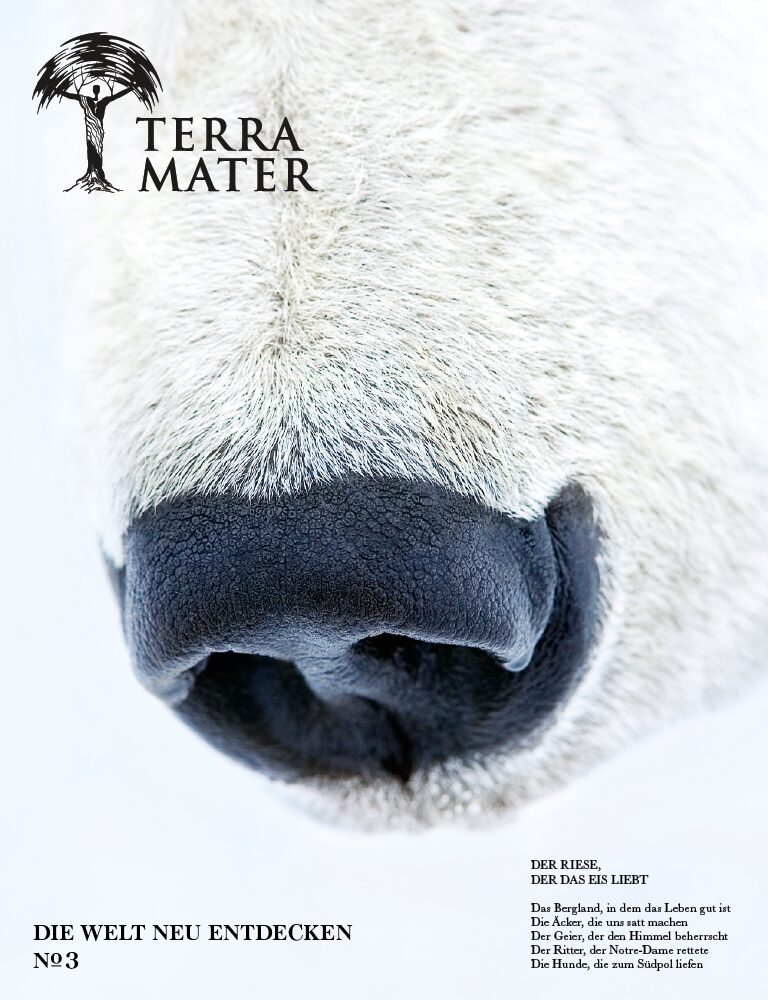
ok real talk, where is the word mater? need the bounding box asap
[135,116,316,192]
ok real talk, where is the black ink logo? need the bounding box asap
[33,32,161,193]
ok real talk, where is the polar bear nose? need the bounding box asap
[115,478,599,784]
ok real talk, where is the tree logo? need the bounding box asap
[33,32,162,193]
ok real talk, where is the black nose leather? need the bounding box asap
[113,478,599,783]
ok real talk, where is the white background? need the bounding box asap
[2,6,767,999]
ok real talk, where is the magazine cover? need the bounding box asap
[3,2,767,998]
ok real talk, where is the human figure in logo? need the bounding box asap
[61,84,132,192]
[33,31,162,193]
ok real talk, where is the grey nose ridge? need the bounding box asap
[115,477,599,783]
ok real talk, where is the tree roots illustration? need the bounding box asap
[64,169,121,194]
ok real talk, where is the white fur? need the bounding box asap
[62,0,768,827]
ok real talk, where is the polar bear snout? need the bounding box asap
[113,478,600,784]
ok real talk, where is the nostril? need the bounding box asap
[353,633,516,677]
[179,636,529,783]
[118,477,599,785]
[354,633,427,674]
[374,707,414,784]
[178,649,416,783]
